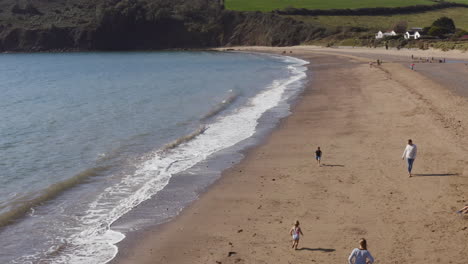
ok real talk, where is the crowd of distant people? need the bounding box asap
[368,55,448,71]
[411,54,446,63]
[409,55,447,70]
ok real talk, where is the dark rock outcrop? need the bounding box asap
[221,11,325,46]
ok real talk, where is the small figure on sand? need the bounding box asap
[410,63,415,70]
[402,139,417,177]
[456,205,468,215]
[348,238,375,264]
[315,147,322,166]
[289,220,304,250]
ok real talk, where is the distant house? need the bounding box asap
[375,30,397,39]
[375,31,384,39]
[404,31,421,40]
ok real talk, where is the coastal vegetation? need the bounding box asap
[223,0,468,51]
[225,0,437,12]
[276,3,468,51]
[289,7,468,31]
[1,0,468,51]
[0,0,326,51]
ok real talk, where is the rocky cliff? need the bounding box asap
[0,0,325,52]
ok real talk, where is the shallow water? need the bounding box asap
[0,51,307,263]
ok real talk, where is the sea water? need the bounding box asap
[0,51,307,263]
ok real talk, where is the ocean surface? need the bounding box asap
[0,51,307,263]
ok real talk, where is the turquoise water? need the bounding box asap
[0,51,307,263]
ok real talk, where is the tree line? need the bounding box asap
[274,2,468,16]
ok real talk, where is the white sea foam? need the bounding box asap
[36,55,308,264]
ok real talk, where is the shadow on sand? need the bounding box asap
[321,164,344,167]
[297,247,336,252]
[413,173,458,177]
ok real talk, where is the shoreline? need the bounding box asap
[108,52,310,263]
[112,47,468,264]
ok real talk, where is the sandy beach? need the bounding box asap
[113,47,468,264]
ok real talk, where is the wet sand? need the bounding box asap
[113,47,468,264]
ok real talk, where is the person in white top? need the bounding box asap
[402,139,417,177]
[348,238,374,264]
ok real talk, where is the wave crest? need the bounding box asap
[0,166,110,229]
[162,126,207,151]
[201,90,239,121]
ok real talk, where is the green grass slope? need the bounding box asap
[292,7,468,31]
[447,0,468,3]
[225,0,436,12]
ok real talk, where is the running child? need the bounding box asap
[289,220,304,250]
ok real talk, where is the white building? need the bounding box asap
[404,31,421,39]
[375,30,397,39]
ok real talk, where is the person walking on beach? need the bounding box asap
[348,238,374,264]
[289,220,304,250]
[402,139,417,177]
[315,147,322,166]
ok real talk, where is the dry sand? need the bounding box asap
[114,47,468,264]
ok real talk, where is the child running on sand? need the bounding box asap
[348,238,374,264]
[315,147,322,167]
[289,220,304,250]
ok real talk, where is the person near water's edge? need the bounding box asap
[402,139,417,177]
[348,238,374,264]
[315,147,322,166]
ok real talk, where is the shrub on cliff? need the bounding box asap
[427,16,456,37]
[428,26,446,37]
[392,21,408,34]
[11,3,42,15]
[431,16,456,33]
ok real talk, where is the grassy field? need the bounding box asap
[225,0,436,12]
[447,0,468,4]
[290,7,468,31]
